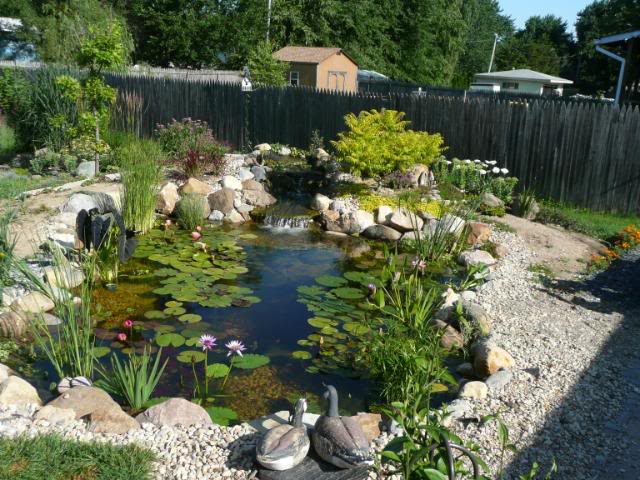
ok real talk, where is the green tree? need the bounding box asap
[495,35,562,75]
[246,41,287,86]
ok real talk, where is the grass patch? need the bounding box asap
[0,434,156,480]
[0,173,71,200]
[528,263,554,279]
[537,201,640,241]
[0,125,17,160]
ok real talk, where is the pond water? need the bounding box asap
[88,223,383,422]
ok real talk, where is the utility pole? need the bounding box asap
[266,0,272,41]
[488,33,498,72]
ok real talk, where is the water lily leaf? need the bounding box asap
[199,297,232,308]
[320,326,339,335]
[154,268,178,277]
[305,366,320,374]
[331,287,365,300]
[292,350,312,360]
[185,337,200,346]
[206,363,230,378]
[164,306,186,316]
[232,354,270,369]
[165,301,183,308]
[144,310,167,319]
[93,346,111,358]
[176,350,206,363]
[242,296,261,304]
[154,325,175,333]
[206,406,238,426]
[179,313,202,323]
[343,322,371,336]
[297,339,313,347]
[297,285,325,297]
[155,333,185,347]
[307,317,336,328]
[315,275,348,287]
[343,271,377,286]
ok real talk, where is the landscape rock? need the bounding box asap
[458,250,497,267]
[461,301,492,336]
[136,398,213,428]
[408,164,430,187]
[48,387,115,418]
[242,179,263,192]
[362,224,402,241]
[400,231,421,242]
[180,178,213,196]
[156,182,180,215]
[50,212,77,228]
[310,193,332,211]
[467,222,492,245]
[439,214,466,235]
[350,413,382,442]
[434,320,464,350]
[42,313,62,326]
[208,188,235,214]
[456,362,476,378]
[11,291,54,314]
[480,192,504,209]
[34,405,76,425]
[105,172,121,182]
[352,210,375,233]
[388,208,424,232]
[236,168,254,182]
[459,381,488,400]
[251,165,267,181]
[485,369,513,394]
[0,376,42,406]
[221,175,243,190]
[473,343,515,378]
[375,205,393,225]
[512,195,540,220]
[0,364,13,383]
[0,310,27,338]
[88,406,141,434]
[208,210,224,222]
[61,193,98,215]
[254,143,271,152]
[43,265,84,289]
[48,229,78,250]
[224,209,245,224]
[76,161,97,178]
[242,189,277,208]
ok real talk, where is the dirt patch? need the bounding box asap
[7,181,121,258]
[490,214,604,279]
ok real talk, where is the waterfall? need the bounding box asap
[261,200,314,230]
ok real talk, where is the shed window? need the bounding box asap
[289,71,299,86]
[502,81,519,90]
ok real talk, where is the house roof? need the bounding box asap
[273,46,357,66]
[474,69,573,85]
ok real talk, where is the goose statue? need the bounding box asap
[312,385,374,469]
[256,398,310,470]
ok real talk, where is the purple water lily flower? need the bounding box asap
[199,334,217,351]
[226,340,246,357]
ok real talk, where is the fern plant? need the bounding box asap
[331,109,444,178]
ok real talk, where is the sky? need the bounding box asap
[498,0,593,33]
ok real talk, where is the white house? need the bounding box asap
[470,69,573,96]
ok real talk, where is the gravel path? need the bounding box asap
[451,231,640,479]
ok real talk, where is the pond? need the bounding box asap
[87,222,383,422]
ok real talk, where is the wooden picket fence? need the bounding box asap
[106,73,640,213]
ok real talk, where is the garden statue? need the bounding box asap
[256,398,310,470]
[312,385,373,469]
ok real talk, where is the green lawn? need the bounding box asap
[0,172,72,200]
[537,201,640,241]
[0,434,156,480]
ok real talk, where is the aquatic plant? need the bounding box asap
[175,193,206,231]
[0,209,17,298]
[118,138,163,234]
[12,244,98,380]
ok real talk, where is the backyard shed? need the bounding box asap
[273,46,358,92]
[471,69,573,96]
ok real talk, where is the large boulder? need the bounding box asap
[310,193,332,211]
[236,168,255,182]
[461,301,492,336]
[322,210,373,235]
[34,405,76,425]
[242,180,264,192]
[157,182,180,215]
[434,320,464,350]
[0,376,42,406]
[458,250,497,267]
[76,161,97,179]
[467,222,492,245]
[473,343,515,378]
[221,175,243,190]
[224,209,245,224]
[208,188,235,214]
[375,205,393,225]
[61,193,98,215]
[349,413,381,443]
[136,398,212,427]
[362,224,402,241]
[408,164,431,187]
[43,265,84,289]
[439,214,466,235]
[251,165,267,182]
[388,208,424,232]
[47,386,139,434]
[243,189,277,208]
[0,310,27,338]
[11,292,54,315]
[480,192,504,209]
[180,178,214,196]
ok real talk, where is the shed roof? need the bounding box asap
[474,69,573,85]
[273,46,357,66]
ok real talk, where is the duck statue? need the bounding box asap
[256,398,310,471]
[312,385,374,469]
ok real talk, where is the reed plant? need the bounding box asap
[12,244,98,380]
[97,346,168,412]
[0,209,17,297]
[175,193,206,230]
[111,91,145,137]
[118,138,163,234]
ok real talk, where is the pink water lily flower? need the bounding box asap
[226,340,246,357]
[191,231,202,240]
[117,332,127,342]
[123,319,133,328]
[196,226,203,232]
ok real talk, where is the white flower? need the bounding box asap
[492,167,500,174]
[445,160,452,165]
[474,159,481,163]
[487,160,497,165]
[479,169,487,175]
[464,159,472,164]
[500,168,509,175]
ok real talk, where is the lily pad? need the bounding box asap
[307,317,337,328]
[206,363,230,378]
[331,287,365,300]
[165,301,183,308]
[155,333,186,347]
[93,346,111,358]
[297,285,325,297]
[232,354,270,370]
[178,313,202,324]
[292,350,312,360]
[176,350,206,363]
[315,275,348,287]
[164,306,186,316]
[144,310,167,319]
[343,322,371,336]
